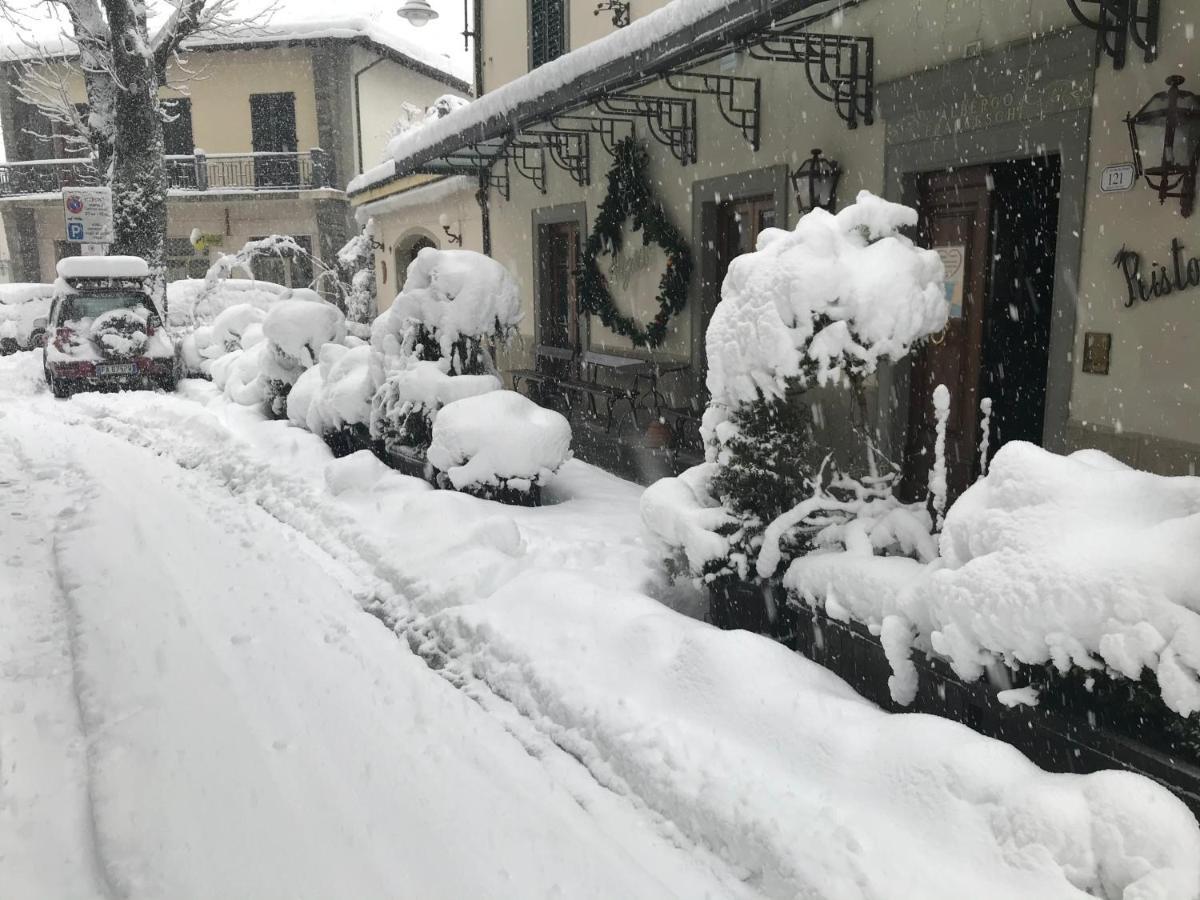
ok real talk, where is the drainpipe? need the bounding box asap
[477,170,492,257]
[353,55,388,175]
[471,0,484,96]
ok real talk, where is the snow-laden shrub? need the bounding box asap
[305,344,374,438]
[370,360,500,457]
[336,221,378,324]
[370,247,521,374]
[427,390,571,500]
[644,191,947,583]
[210,303,267,353]
[367,248,525,472]
[259,299,346,417]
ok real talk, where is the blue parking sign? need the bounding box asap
[67,221,85,241]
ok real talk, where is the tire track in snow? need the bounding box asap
[1,431,118,900]
[22,391,760,895]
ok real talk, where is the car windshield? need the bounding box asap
[60,293,151,322]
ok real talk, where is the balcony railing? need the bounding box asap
[0,149,333,198]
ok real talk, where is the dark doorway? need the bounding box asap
[250,92,298,187]
[711,194,776,318]
[536,220,581,356]
[162,98,194,157]
[903,156,1060,501]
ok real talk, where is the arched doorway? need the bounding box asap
[393,231,438,290]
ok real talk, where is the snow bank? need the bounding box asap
[0,284,53,350]
[434,569,1200,900]
[427,390,571,492]
[166,278,292,329]
[786,441,1200,716]
[371,247,521,363]
[705,191,946,416]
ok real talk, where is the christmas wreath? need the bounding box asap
[576,137,692,348]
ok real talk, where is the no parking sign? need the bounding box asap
[62,186,113,246]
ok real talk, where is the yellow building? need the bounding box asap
[0,21,470,289]
[360,0,1198,483]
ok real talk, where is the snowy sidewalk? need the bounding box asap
[1,350,1198,899]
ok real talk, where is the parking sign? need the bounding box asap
[62,186,114,244]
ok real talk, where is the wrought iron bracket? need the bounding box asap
[548,115,636,157]
[505,139,547,194]
[520,130,592,186]
[593,93,697,164]
[747,30,873,129]
[662,71,761,150]
[422,140,512,200]
[1065,0,1159,69]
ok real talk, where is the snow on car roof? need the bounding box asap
[56,256,150,281]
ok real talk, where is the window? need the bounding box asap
[250,93,299,187]
[250,235,314,288]
[529,0,566,69]
[161,98,194,157]
[165,237,208,282]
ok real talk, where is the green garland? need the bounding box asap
[576,137,692,349]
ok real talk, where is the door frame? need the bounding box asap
[531,202,587,350]
[689,164,791,371]
[877,28,1094,458]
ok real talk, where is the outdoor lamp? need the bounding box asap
[791,148,841,213]
[396,0,439,26]
[1126,76,1200,218]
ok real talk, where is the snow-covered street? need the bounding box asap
[2,350,1198,899]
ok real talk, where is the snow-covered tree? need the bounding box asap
[1,0,266,289]
[335,220,378,325]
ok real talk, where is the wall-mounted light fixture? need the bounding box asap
[367,235,385,251]
[594,1,631,28]
[439,214,464,245]
[790,148,841,213]
[1126,76,1200,218]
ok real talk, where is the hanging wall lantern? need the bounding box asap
[791,148,841,213]
[396,0,439,26]
[1125,75,1200,217]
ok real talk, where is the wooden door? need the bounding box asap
[250,92,298,187]
[537,220,580,358]
[715,194,776,290]
[903,167,992,500]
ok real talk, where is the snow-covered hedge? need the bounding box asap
[258,299,347,417]
[427,390,571,497]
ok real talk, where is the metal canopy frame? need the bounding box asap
[661,71,761,150]
[547,114,636,157]
[519,129,592,186]
[1065,0,1159,69]
[417,140,512,199]
[594,93,698,164]
[746,30,873,129]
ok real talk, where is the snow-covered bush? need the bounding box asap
[644,191,947,583]
[336,221,378,325]
[210,303,267,353]
[368,248,523,463]
[783,441,1200,725]
[427,390,571,502]
[259,299,347,417]
[303,344,375,451]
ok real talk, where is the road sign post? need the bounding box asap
[62,186,114,249]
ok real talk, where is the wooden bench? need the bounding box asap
[511,345,642,431]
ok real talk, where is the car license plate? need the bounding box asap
[96,363,136,376]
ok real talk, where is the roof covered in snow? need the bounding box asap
[350,0,842,195]
[0,0,471,90]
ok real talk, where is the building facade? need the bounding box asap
[0,27,469,288]
[350,0,1199,485]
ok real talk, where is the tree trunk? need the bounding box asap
[103,0,168,299]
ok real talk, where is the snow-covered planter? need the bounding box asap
[259,299,346,417]
[426,390,571,505]
[643,191,947,586]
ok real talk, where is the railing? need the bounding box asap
[0,148,333,198]
[0,158,100,196]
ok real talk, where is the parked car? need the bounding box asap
[0,283,56,355]
[43,256,180,399]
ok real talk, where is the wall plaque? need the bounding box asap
[1100,164,1136,193]
[1082,332,1111,375]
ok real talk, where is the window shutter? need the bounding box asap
[530,0,566,69]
